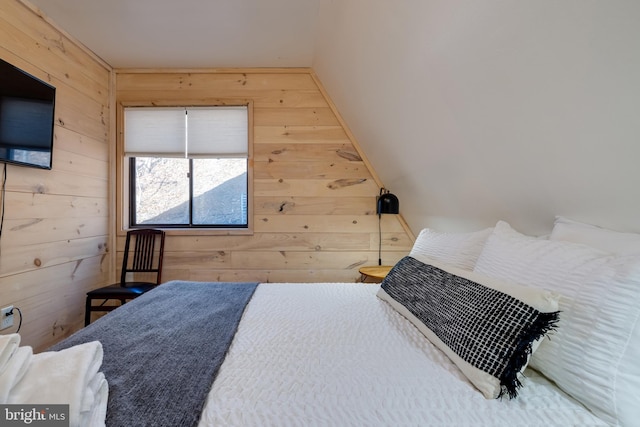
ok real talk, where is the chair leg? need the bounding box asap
[85,296,92,326]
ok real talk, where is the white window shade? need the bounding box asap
[187,106,248,158]
[124,107,186,157]
[124,106,248,158]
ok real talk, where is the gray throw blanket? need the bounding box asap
[50,280,258,427]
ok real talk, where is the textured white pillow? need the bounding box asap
[409,227,493,271]
[551,216,640,255]
[474,221,640,426]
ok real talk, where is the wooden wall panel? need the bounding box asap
[0,0,111,351]
[116,70,413,283]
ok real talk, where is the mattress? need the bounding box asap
[199,282,605,426]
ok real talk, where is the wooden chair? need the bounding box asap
[85,229,166,326]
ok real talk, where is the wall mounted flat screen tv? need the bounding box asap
[0,58,56,169]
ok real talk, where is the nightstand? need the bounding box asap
[358,265,393,283]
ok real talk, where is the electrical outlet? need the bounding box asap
[1,306,14,330]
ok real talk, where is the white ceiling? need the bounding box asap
[28,0,323,68]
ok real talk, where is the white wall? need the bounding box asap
[313,0,640,236]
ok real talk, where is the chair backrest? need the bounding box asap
[120,229,166,285]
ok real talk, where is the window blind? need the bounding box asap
[124,106,248,158]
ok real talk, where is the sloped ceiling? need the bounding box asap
[313,0,640,235]
[26,0,640,235]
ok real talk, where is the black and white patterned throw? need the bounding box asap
[381,256,559,398]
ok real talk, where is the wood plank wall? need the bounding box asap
[116,70,414,283]
[0,0,112,351]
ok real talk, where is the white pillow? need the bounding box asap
[474,220,640,426]
[550,216,640,255]
[378,255,559,400]
[409,227,493,270]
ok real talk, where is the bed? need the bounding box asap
[45,217,640,426]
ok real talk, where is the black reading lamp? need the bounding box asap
[376,188,399,266]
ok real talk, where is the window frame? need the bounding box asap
[117,100,254,236]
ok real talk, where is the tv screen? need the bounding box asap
[0,58,56,169]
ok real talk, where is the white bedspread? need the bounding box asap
[199,283,605,426]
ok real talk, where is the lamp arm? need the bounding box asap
[378,212,382,266]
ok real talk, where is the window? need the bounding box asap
[124,106,249,228]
